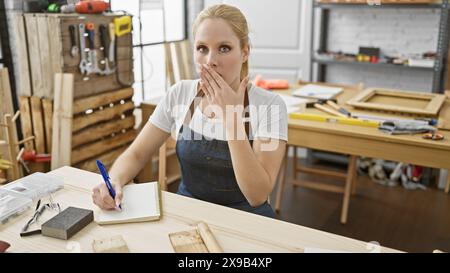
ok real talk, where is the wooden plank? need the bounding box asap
[165,43,175,86]
[51,74,74,170]
[30,96,46,154]
[291,179,345,194]
[25,15,44,98]
[71,71,134,99]
[71,129,137,165]
[438,91,450,130]
[37,15,53,99]
[42,98,53,154]
[9,12,32,96]
[72,101,135,132]
[4,114,20,180]
[0,69,15,119]
[74,145,128,173]
[47,16,63,83]
[179,40,193,80]
[18,97,35,151]
[0,69,15,141]
[72,115,135,148]
[73,87,134,114]
[174,41,186,80]
[0,69,20,178]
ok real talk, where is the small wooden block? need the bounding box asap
[92,235,130,253]
[169,229,209,253]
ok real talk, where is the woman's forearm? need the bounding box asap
[109,148,147,187]
[226,117,272,207]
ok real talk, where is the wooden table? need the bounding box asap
[0,167,400,253]
[274,83,450,223]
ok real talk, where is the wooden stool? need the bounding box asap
[275,145,358,224]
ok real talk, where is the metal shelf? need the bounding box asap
[310,0,450,93]
[315,3,445,9]
[313,58,436,72]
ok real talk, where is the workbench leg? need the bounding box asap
[445,170,450,194]
[158,143,167,191]
[275,147,289,212]
[351,157,358,195]
[341,155,357,224]
[292,146,298,187]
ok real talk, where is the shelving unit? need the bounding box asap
[313,58,435,71]
[311,0,450,93]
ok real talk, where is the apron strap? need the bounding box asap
[183,85,250,139]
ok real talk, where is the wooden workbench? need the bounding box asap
[274,83,450,223]
[0,167,400,253]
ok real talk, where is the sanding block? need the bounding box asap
[41,207,93,240]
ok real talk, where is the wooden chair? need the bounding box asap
[0,111,35,181]
[158,40,194,190]
[274,81,364,224]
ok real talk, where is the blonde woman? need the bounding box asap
[92,4,287,218]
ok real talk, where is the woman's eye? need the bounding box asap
[197,46,207,53]
[219,46,231,53]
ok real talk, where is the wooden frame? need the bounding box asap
[346,88,446,116]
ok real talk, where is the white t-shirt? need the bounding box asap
[149,79,288,142]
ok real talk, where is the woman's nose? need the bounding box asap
[206,52,218,67]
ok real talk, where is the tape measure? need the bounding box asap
[114,16,132,37]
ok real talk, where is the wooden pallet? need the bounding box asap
[51,73,137,173]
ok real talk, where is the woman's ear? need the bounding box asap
[242,44,250,63]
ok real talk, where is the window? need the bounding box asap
[111,0,186,105]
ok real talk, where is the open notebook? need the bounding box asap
[96,182,161,225]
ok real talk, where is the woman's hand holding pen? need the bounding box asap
[199,64,249,126]
[92,182,123,210]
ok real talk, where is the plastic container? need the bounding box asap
[0,188,33,224]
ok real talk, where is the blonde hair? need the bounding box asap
[192,4,250,81]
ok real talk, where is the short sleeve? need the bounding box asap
[254,95,288,141]
[148,83,181,133]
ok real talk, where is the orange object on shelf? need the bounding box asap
[252,74,289,90]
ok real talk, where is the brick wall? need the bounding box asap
[323,8,441,92]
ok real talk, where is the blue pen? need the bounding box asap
[96,160,121,209]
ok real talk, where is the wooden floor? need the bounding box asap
[270,158,450,253]
[168,158,450,253]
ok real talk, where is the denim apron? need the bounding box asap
[175,87,276,218]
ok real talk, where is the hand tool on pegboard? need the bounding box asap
[99,24,115,75]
